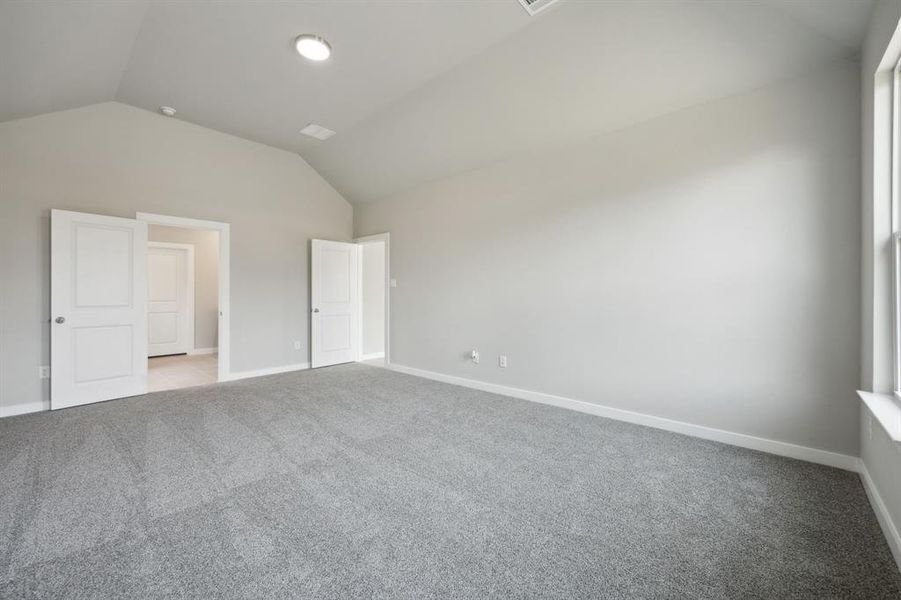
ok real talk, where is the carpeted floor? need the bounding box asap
[1,363,899,599]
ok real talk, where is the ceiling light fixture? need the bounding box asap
[295,34,331,61]
[159,106,177,117]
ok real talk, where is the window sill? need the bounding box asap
[858,391,901,443]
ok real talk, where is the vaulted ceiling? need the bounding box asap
[0,0,873,204]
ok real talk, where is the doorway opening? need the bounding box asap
[147,226,219,392]
[138,212,231,383]
[356,233,390,367]
[309,233,389,370]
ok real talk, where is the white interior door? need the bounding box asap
[311,239,359,368]
[51,210,148,409]
[148,243,193,357]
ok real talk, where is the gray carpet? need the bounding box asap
[1,363,899,599]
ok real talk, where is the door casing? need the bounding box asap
[137,212,230,382]
[354,232,391,365]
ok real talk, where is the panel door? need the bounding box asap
[311,239,359,368]
[148,244,191,357]
[51,210,148,409]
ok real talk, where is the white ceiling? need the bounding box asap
[0,0,873,204]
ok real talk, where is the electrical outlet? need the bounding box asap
[470,349,480,364]
[294,341,302,351]
[39,366,50,379]
[390,279,397,288]
[498,355,507,368]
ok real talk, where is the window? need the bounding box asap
[893,59,901,395]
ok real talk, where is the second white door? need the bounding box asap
[311,239,359,368]
[148,243,194,357]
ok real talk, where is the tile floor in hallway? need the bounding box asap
[148,353,218,392]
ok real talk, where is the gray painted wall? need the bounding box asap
[361,241,386,356]
[860,0,901,555]
[0,102,352,414]
[356,62,861,456]
[148,225,220,351]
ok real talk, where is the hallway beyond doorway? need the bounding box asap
[148,354,217,392]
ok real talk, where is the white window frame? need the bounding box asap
[892,58,901,396]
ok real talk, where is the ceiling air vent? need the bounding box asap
[518,0,561,16]
[299,123,336,141]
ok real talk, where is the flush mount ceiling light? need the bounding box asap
[295,34,331,61]
[159,106,177,117]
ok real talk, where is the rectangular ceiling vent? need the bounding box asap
[299,123,336,141]
[518,0,561,16]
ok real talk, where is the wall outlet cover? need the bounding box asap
[499,355,507,368]
[39,366,50,379]
[294,341,302,350]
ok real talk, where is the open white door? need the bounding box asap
[311,239,359,368]
[51,210,148,409]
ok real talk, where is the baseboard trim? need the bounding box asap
[223,362,310,382]
[860,461,901,571]
[0,401,47,419]
[189,347,218,356]
[360,352,385,361]
[387,363,859,472]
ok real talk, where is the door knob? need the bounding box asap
[312,308,320,313]
[55,316,65,324]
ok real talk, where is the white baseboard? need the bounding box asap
[0,401,47,419]
[860,461,901,571]
[387,363,859,472]
[360,352,385,361]
[223,362,309,382]
[189,347,218,356]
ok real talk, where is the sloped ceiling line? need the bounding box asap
[0,0,874,204]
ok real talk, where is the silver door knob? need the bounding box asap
[55,316,65,324]
[312,308,320,313]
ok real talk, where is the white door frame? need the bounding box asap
[137,212,230,381]
[354,232,390,365]
[148,241,195,356]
